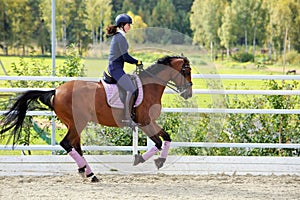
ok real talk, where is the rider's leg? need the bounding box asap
[124,90,135,122]
[117,74,137,126]
[109,68,137,125]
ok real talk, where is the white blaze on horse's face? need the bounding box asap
[170,59,193,100]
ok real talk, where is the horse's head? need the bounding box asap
[168,57,193,99]
[140,56,193,99]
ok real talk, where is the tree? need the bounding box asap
[265,0,299,70]
[9,0,37,55]
[169,0,194,36]
[218,3,236,59]
[204,0,226,60]
[151,0,175,28]
[28,0,51,55]
[86,0,112,46]
[41,0,74,54]
[231,0,253,53]
[0,0,13,55]
[190,0,206,46]
[289,1,300,52]
[36,19,51,55]
[66,0,91,55]
[190,0,226,60]
[111,0,125,18]
[121,0,137,13]
[249,0,268,61]
[137,0,158,26]
[126,11,147,44]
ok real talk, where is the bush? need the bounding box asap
[57,44,86,77]
[232,52,254,62]
[285,50,300,65]
[154,80,300,156]
[223,80,300,156]
[0,57,53,147]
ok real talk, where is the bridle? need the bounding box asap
[136,59,193,94]
[170,62,193,94]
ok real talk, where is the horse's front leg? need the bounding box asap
[134,123,171,169]
[154,129,171,169]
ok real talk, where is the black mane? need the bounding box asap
[157,55,187,65]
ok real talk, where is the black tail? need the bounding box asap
[0,90,55,145]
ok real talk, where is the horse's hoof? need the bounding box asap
[133,154,145,166]
[87,173,99,182]
[91,175,99,183]
[154,157,166,169]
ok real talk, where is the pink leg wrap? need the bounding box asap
[160,141,171,159]
[68,148,86,168]
[83,157,92,175]
[142,146,159,161]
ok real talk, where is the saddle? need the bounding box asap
[101,71,143,109]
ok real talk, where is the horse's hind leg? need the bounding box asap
[60,127,99,182]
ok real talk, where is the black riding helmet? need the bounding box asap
[115,13,133,27]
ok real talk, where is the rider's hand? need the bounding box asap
[137,60,143,66]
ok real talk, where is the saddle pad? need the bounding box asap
[101,74,143,109]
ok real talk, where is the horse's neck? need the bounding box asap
[141,67,171,85]
[141,76,166,102]
[139,64,173,102]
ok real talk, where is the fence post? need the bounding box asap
[147,136,154,150]
[51,112,56,155]
[132,127,138,155]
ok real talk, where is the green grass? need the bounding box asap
[83,58,107,77]
[0,56,66,76]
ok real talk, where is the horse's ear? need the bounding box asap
[181,53,184,57]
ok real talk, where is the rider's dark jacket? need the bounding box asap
[108,31,138,80]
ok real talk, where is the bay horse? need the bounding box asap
[0,56,192,182]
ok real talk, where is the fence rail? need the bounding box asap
[0,74,299,152]
[2,88,300,95]
[1,142,300,151]
[1,74,300,81]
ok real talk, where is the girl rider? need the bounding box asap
[106,13,142,127]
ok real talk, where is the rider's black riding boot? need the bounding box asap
[123,91,136,127]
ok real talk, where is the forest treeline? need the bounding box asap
[0,0,300,58]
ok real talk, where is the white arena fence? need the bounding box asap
[0,74,300,154]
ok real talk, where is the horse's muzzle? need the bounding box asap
[180,87,193,100]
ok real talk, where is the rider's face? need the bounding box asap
[124,23,131,33]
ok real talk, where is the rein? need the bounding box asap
[141,67,181,93]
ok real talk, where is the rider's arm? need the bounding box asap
[116,34,138,64]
